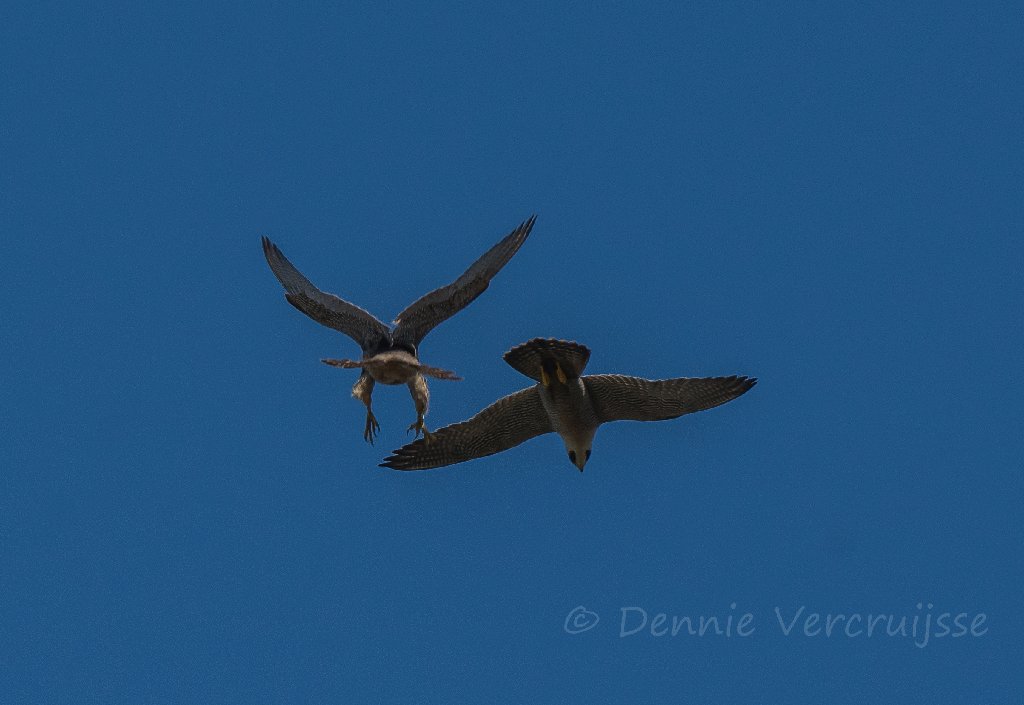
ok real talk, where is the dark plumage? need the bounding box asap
[263,216,536,443]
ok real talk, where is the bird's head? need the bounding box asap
[562,429,596,472]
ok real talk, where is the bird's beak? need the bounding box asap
[574,458,586,472]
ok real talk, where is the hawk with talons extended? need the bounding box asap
[262,216,536,444]
[380,338,756,471]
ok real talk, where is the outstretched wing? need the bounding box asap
[262,236,390,352]
[585,375,756,423]
[392,216,536,347]
[380,386,552,470]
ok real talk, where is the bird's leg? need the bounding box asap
[406,414,432,442]
[406,375,432,442]
[351,372,379,445]
[364,408,381,444]
[555,362,568,384]
[540,367,551,387]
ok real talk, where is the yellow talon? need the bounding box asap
[540,367,550,387]
[556,363,567,384]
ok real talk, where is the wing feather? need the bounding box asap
[586,374,756,423]
[392,216,536,347]
[262,237,390,352]
[380,386,551,470]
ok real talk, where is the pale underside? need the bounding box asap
[381,353,756,471]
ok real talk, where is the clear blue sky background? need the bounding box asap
[2,2,1021,703]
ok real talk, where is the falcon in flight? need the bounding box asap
[381,338,755,471]
[262,216,536,444]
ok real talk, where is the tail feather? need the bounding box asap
[503,338,591,383]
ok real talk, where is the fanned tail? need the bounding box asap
[502,338,591,383]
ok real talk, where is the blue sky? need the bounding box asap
[2,2,1021,703]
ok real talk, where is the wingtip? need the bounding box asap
[737,376,758,395]
[379,457,417,471]
[261,235,283,262]
[506,214,537,245]
[520,214,537,239]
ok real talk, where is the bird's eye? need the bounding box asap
[585,450,591,460]
[568,451,577,463]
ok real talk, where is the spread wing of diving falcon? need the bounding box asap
[380,338,755,471]
[262,216,536,444]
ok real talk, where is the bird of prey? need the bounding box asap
[262,216,536,444]
[381,338,755,471]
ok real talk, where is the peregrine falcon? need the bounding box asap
[262,216,536,444]
[380,338,755,471]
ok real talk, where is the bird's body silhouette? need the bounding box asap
[262,216,536,443]
[381,338,756,471]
